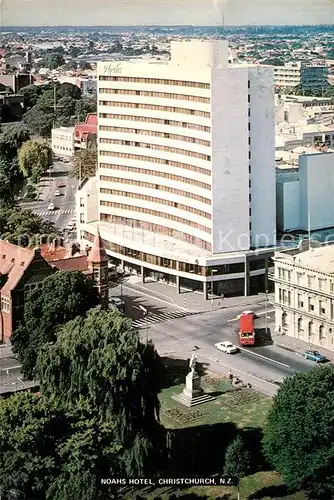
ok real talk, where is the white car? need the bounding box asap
[215,341,239,354]
[54,189,60,196]
[48,202,55,210]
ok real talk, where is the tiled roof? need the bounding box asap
[0,241,38,297]
[40,244,68,262]
[74,113,97,139]
[51,255,89,272]
[87,228,108,264]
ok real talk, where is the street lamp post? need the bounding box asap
[211,269,218,310]
[139,305,148,344]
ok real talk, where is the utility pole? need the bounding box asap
[139,305,148,344]
[265,289,268,335]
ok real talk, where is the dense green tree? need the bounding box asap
[0,393,122,500]
[18,84,43,109]
[18,139,52,182]
[57,82,82,100]
[42,52,65,70]
[0,167,14,207]
[56,96,77,118]
[0,124,30,161]
[263,365,334,499]
[75,95,97,122]
[23,104,54,137]
[12,270,100,379]
[224,435,251,478]
[36,308,166,475]
[0,206,56,245]
[72,146,97,180]
[78,61,92,70]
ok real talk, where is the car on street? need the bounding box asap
[303,350,329,363]
[215,341,239,354]
[54,189,60,196]
[48,202,55,210]
[57,182,66,188]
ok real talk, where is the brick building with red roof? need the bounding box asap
[0,229,109,341]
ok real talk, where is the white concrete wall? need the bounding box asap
[248,66,276,247]
[76,177,99,234]
[211,67,249,253]
[51,127,75,157]
[170,40,229,69]
[283,181,300,230]
[299,153,334,231]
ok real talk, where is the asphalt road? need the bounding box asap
[22,160,78,232]
[116,282,321,395]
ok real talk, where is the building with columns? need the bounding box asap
[78,39,277,299]
[272,244,334,352]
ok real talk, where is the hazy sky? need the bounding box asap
[1,0,334,26]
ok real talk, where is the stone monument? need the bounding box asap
[172,353,215,407]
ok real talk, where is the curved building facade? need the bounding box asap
[78,40,277,298]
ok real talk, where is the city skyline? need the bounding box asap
[1,0,334,27]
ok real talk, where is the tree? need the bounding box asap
[18,139,52,182]
[263,365,334,499]
[11,270,100,379]
[36,308,166,475]
[0,160,16,207]
[224,435,251,478]
[75,96,97,122]
[42,52,65,70]
[72,146,97,180]
[0,392,122,500]
[0,124,30,161]
[56,96,77,118]
[0,206,56,245]
[23,104,55,137]
[57,82,82,101]
[18,84,43,109]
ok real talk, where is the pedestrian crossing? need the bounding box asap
[36,209,75,217]
[132,308,197,328]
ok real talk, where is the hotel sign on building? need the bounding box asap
[103,62,122,75]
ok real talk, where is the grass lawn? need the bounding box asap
[123,368,307,499]
[159,375,272,430]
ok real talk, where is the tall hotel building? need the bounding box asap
[78,40,277,298]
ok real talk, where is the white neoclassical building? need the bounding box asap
[272,244,334,351]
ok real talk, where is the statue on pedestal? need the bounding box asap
[189,353,197,374]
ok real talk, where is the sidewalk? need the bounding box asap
[124,276,267,313]
[271,331,334,363]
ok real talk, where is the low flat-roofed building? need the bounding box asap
[272,243,334,351]
[51,126,75,157]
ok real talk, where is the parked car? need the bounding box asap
[57,182,66,188]
[54,189,60,196]
[215,341,239,354]
[303,350,328,363]
[48,202,55,210]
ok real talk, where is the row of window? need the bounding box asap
[99,76,210,89]
[100,187,211,219]
[278,289,332,318]
[99,137,211,161]
[99,175,211,204]
[0,296,10,313]
[99,165,211,190]
[99,101,210,119]
[99,113,211,133]
[278,267,334,292]
[99,125,211,147]
[99,152,211,176]
[99,88,210,104]
[98,216,211,251]
[100,201,211,234]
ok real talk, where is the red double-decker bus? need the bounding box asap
[239,311,255,346]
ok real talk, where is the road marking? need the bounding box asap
[227,308,275,323]
[238,346,290,368]
[122,284,189,311]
